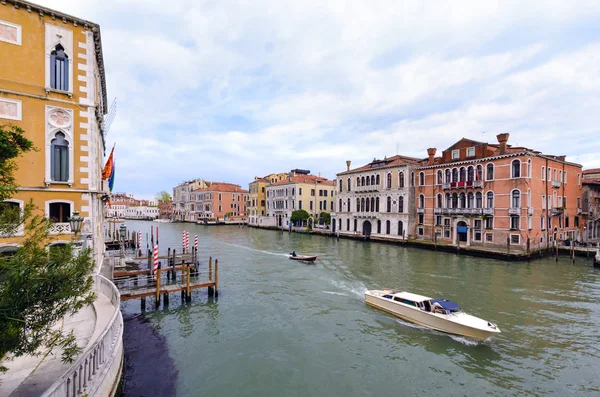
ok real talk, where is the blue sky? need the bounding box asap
[38,0,600,199]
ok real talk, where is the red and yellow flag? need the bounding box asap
[102,146,115,180]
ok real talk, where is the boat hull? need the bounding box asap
[365,292,500,340]
[288,255,317,262]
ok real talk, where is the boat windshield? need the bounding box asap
[430,298,462,314]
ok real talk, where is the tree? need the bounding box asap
[0,125,34,202]
[290,210,310,223]
[0,213,96,372]
[155,190,172,203]
[320,211,331,226]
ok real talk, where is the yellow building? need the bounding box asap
[248,172,288,226]
[0,1,108,268]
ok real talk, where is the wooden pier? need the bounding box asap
[113,246,220,307]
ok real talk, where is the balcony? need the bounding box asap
[417,208,425,213]
[473,180,484,188]
[482,208,494,215]
[551,207,564,216]
[442,183,451,189]
[355,184,381,193]
[49,222,72,235]
[508,207,520,215]
[434,208,443,214]
[442,180,483,189]
[577,208,582,214]
[528,207,534,215]
[551,180,561,188]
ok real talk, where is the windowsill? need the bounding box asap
[45,180,73,187]
[45,87,73,98]
[510,228,520,231]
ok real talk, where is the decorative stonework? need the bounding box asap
[0,20,21,45]
[48,109,72,128]
[0,98,21,120]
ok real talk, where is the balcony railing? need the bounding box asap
[551,207,564,216]
[442,180,483,189]
[442,183,451,189]
[49,222,72,235]
[434,208,443,214]
[551,180,561,188]
[482,208,494,215]
[417,208,425,213]
[528,207,534,215]
[508,207,520,215]
[355,184,381,192]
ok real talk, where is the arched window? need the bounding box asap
[512,160,521,178]
[361,176,365,186]
[371,175,375,185]
[467,166,474,182]
[459,193,466,208]
[48,201,71,223]
[452,168,458,183]
[527,188,531,207]
[512,190,521,208]
[419,194,424,208]
[377,220,381,234]
[347,219,350,230]
[487,191,494,208]
[347,198,351,211]
[376,174,380,185]
[51,132,69,181]
[347,178,351,191]
[366,176,370,186]
[370,197,374,212]
[445,193,451,208]
[387,173,392,189]
[339,179,343,192]
[467,192,474,208]
[445,169,451,183]
[386,220,391,234]
[386,196,391,212]
[486,163,494,180]
[357,177,361,187]
[356,198,360,212]
[411,172,415,187]
[476,164,483,181]
[437,194,442,208]
[360,198,365,212]
[50,44,69,91]
[475,192,482,208]
[452,193,458,208]
[365,197,370,212]
[339,199,342,212]
[399,172,405,188]
[459,167,466,182]
[399,196,404,212]
[527,159,531,178]
[375,197,380,212]
[437,170,443,185]
[419,172,425,186]
[354,219,357,231]
[398,221,404,236]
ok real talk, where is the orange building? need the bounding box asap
[193,183,248,222]
[582,169,600,243]
[415,134,583,252]
[1,1,108,266]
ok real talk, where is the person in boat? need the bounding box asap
[291,251,297,257]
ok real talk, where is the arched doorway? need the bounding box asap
[277,215,282,227]
[332,219,336,233]
[363,220,372,237]
[457,221,468,242]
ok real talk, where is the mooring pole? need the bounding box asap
[155,268,161,308]
[208,256,214,296]
[215,259,219,297]
[186,264,191,301]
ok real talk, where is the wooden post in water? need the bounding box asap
[215,259,219,297]
[167,248,172,280]
[571,239,575,263]
[147,249,152,272]
[506,237,510,259]
[186,264,191,301]
[208,256,214,296]
[172,249,176,278]
[181,260,186,285]
[141,297,146,312]
[155,268,161,308]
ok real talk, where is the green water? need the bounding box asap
[121,221,600,396]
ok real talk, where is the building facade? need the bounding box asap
[582,169,600,244]
[248,172,288,226]
[415,134,583,252]
[172,179,208,222]
[193,183,248,222]
[333,156,419,239]
[0,1,108,267]
[265,171,335,228]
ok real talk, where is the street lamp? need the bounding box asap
[68,210,84,235]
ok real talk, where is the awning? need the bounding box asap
[431,298,461,311]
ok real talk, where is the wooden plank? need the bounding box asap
[118,280,216,301]
[114,264,196,278]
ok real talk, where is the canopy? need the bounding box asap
[431,298,461,311]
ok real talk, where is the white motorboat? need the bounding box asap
[365,289,501,339]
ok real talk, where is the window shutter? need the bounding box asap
[50,54,56,89]
[64,58,69,91]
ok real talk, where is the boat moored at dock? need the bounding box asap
[365,290,501,339]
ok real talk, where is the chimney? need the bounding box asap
[346,160,351,171]
[427,148,437,165]
[497,133,510,155]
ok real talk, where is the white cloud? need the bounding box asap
[34,0,600,195]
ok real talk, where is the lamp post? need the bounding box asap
[68,210,84,235]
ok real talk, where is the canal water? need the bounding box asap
[120,220,600,396]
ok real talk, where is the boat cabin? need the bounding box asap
[382,291,461,315]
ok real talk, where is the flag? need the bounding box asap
[108,159,115,192]
[102,146,115,180]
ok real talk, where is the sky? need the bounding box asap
[36,0,600,199]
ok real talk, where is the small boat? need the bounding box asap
[288,254,317,262]
[364,289,501,339]
[594,248,600,268]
